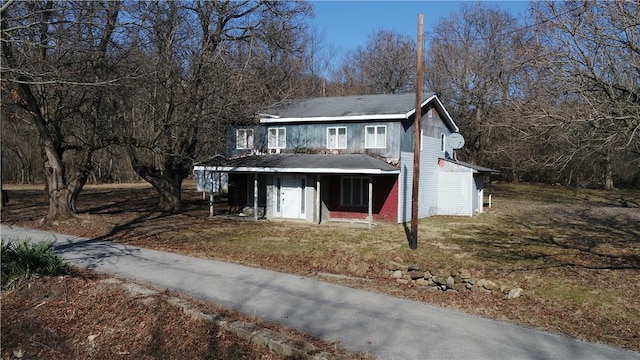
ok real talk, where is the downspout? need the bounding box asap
[254,173,258,221]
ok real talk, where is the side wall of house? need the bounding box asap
[398,105,455,223]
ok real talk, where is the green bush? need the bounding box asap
[1,239,69,289]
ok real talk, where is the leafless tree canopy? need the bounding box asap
[2,1,638,221]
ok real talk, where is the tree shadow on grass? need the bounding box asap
[462,205,640,273]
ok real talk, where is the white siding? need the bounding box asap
[437,172,473,216]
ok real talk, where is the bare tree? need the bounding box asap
[119,1,312,211]
[332,29,416,95]
[530,1,640,189]
[425,3,529,167]
[1,1,123,222]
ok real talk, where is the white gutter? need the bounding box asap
[194,165,399,175]
[259,113,405,123]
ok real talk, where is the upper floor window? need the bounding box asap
[365,125,386,149]
[327,127,347,149]
[441,133,446,152]
[236,129,254,149]
[268,127,286,149]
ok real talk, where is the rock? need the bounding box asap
[87,334,100,341]
[465,283,474,290]
[476,279,487,288]
[483,280,500,291]
[391,270,403,279]
[453,275,464,284]
[499,284,510,294]
[407,270,424,280]
[459,268,472,279]
[415,278,435,286]
[388,261,408,272]
[423,270,433,279]
[507,287,524,299]
[432,276,447,286]
[465,278,476,286]
[396,279,410,285]
[408,263,423,271]
[446,276,455,288]
[451,283,467,292]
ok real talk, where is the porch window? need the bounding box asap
[365,125,386,149]
[268,127,286,149]
[341,177,369,207]
[236,129,254,149]
[327,127,347,149]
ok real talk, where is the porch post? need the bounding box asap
[254,173,258,221]
[209,192,214,217]
[368,176,373,229]
[316,177,322,224]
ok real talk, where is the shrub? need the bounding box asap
[1,239,69,289]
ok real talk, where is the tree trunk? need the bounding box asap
[604,150,614,190]
[128,147,189,212]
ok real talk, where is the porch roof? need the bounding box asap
[441,158,501,175]
[194,154,400,175]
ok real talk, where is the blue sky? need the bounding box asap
[308,1,530,53]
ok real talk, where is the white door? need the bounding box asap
[276,175,304,219]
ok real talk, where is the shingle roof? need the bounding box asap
[195,154,400,175]
[262,93,436,118]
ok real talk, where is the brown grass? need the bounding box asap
[2,181,639,352]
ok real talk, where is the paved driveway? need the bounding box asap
[2,225,638,360]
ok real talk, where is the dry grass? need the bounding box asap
[2,181,639,352]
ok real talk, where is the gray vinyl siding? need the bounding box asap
[474,176,483,214]
[397,107,455,223]
[398,136,443,223]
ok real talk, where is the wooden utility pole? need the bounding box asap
[410,14,424,250]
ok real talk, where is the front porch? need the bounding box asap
[194,154,400,225]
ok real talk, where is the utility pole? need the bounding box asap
[410,14,424,250]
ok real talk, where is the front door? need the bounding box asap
[276,175,305,219]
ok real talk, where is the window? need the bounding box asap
[327,127,347,149]
[341,177,369,207]
[365,125,386,149]
[268,127,286,149]
[441,133,446,152]
[236,129,254,149]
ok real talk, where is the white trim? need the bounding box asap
[236,128,254,150]
[327,126,347,149]
[260,114,404,123]
[365,125,387,149]
[268,127,286,149]
[194,165,399,175]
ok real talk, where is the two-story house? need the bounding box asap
[194,93,498,224]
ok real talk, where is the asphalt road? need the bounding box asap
[2,224,639,360]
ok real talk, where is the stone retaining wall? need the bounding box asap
[387,261,526,299]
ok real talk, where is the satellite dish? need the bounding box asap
[448,133,465,149]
